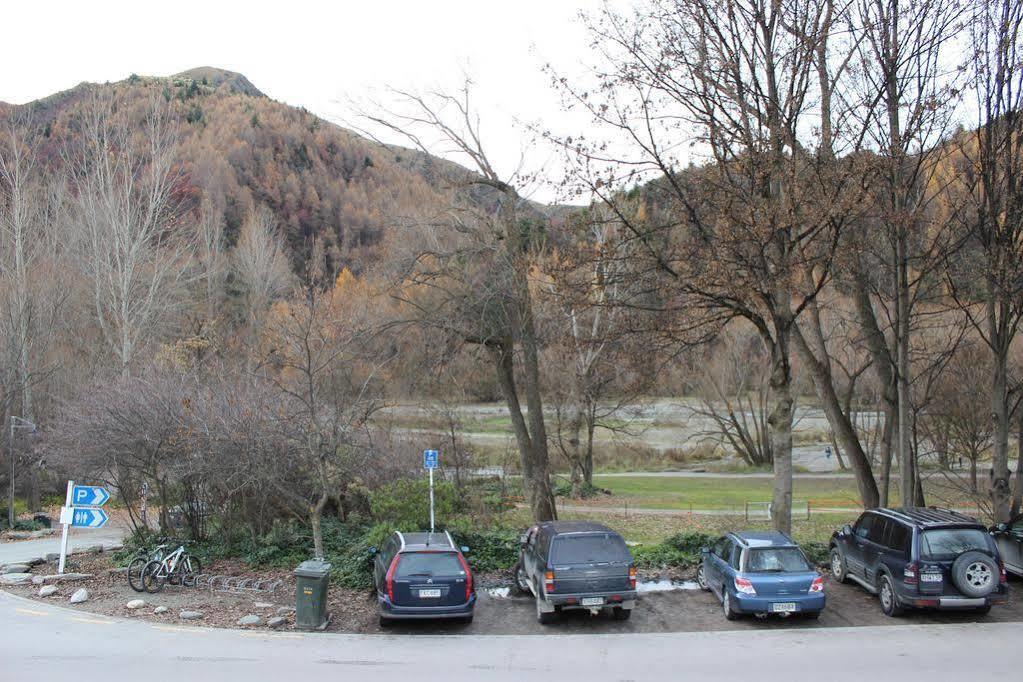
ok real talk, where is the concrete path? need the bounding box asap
[0,589,1017,681]
[0,526,125,565]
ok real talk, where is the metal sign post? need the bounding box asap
[58,480,73,574]
[423,450,439,533]
[58,480,111,574]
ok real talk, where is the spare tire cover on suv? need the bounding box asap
[951,551,998,597]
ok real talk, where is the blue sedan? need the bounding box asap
[697,531,825,620]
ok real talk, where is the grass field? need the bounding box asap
[576,474,980,512]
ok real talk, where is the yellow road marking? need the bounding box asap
[15,608,48,617]
[70,616,114,625]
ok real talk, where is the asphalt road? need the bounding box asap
[0,527,125,566]
[0,589,1017,682]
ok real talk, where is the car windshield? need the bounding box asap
[745,547,811,572]
[919,528,989,561]
[551,533,630,564]
[395,552,464,577]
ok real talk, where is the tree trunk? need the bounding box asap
[970,455,978,494]
[989,299,1013,522]
[310,491,329,559]
[768,334,794,535]
[1011,410,1022,518]
[792,326,879,506]
[896,230,914,509]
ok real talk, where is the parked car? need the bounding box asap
[830,507,1009,616]
[513,521,637,624]
[372,531,476,626]
[696,531,825,620]
[991,514,1023,578]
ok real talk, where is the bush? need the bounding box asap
[631,531,716,570]
[370,478,458,527]
[553,481,605,499]
[446,521,520,573]
[800,541,829,568]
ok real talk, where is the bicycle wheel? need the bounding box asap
[183,554,202,578]
[141,560,166,594]
[127,557,149,593]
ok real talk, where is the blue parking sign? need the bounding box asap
[423,449,439,469]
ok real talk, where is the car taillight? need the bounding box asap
[385,555,400,602]
[629,566,637,590]
[809,576,824,593]
[457,552,473,601]
[544,570,555,593]
[1000,561,1008,585]
[903,563,919,585]
[734,577,756,595]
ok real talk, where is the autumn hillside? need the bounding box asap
[1,67,544,274]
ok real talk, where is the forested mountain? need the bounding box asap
[1,67,545,274]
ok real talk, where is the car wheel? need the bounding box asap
[696,564,710,591]
[829,548,848,584]
[378,615,393,628]
[460,614,474,625]
[535,585,557,625]
[974,604,992,616]
[512,560,530,596]
[803,610,821,620]
[951,551,999,598]
[612,607,631,621]
[722,589,739,621]
[878,574,904,617]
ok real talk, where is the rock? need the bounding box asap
[179,610,203,621]
[4,531,31,540]
[40,573,92,584]
[126,599,146,610]
[1,564,30,574]
[254,601,275,609]
[0,573,33,586]
[69,588,89,604]
[44,553,60,562]
[87,545,103,554]
[153,606,168,615]
[276,606,296,617]
[267,616,287,629]
[237,614,262,627]
[25,557,46,566]
[38,585,58,597]
[31,575,44,585]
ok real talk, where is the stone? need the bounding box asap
[69,588,89,604]
[126,599,146,610]
[1,564,30,574]
[44,553,60,562]
[267,616,286,629]
[179,610,203,621]
[0,573,32,586]
[87,545,103,554]
[275,606,295,617]
[31,575,44,585]
[237,614,262,627]
[153,606,168,615]
[38,585,58,597]
[254,601,274,609]
[40,573,92,584]
[25,557,46,566]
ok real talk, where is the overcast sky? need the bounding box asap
[2,0,619,203]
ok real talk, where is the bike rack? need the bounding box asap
[181,572,283,595]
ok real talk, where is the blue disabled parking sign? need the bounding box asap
[423,449,439,469]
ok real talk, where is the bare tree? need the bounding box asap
[355,82,558,521]
[232,206,293,363]
[67,93,194,379]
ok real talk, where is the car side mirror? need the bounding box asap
[461,546,470,553]
[841,525,853,536]
[519,533,529,545]
[369,546,378,555]
[700,547,710,555]
[996,523,1008,532]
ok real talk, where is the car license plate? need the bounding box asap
[581,597,604,606]
[771,602,796,613]
[419,589,441,598]
[921,573,942,583]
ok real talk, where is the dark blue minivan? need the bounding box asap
[373,531,476,626]
[698,531,825,620]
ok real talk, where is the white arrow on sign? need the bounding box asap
[71,485,110,507]
[68,507,108,528]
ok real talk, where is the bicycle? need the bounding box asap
[127,539,171,593]
[140,544,202,594]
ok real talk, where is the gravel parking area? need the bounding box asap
[3,553,1020,635]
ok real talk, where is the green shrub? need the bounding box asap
[800,541,829,568]
[631,531,715,570]
[553,481,605,499]
[446,522,520,573]
[370,478,458,527]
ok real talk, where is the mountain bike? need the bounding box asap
[127,539,171,593]
[140,544,202,593]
